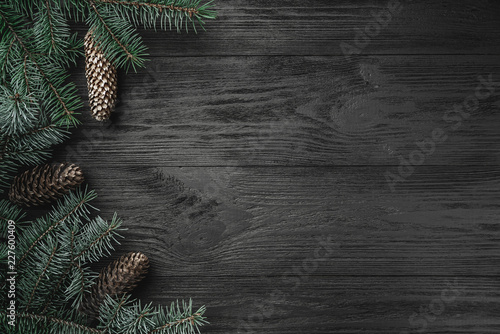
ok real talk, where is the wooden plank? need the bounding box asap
[71,0,500,56]
[64,55,500,166]
[8,1,500,333]
[127,276,500,333]
[60,165,500,277]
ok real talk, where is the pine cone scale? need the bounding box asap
[79,252,149,320]
[84,30,118,121]
[9,163,84,207]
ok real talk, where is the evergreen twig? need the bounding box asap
[0,1,214,332]
[0,310,104,334]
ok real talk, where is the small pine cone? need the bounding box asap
[9,163,84,207]
[79,252,149,319]
[84,30,118,121]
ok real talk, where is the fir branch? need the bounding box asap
[101,295,129,332]
[19,123,57,136]
[0,37,15,82]
[18,188,96,265]
[13,123,65,145]
[4,123,68,160]
[149,301,207,334]
[149,313,201,333]
[65,263,97,310]
[101,0,217,33]
[34,1,81,64]
[98,0,200,17]
[0,2,213,332]
[71,229,76,259]
[1,147,51,166]
[45,0,57,51]
[17,199,84,264]
[87,0,147,71]
[6,0,37,18]
[0,159,17,192]
[41,265,73,314]
[0,85,40,135]
[0,243,7,287]
[25,245,58,311]
[73,213,124,263]
[0,199,25,238]
[41,214,122,313]
[18,235,72,313]
[98,295,209,334]
[38,226,78,314]
[31,60,75,122]
[23,55,31,95]
[0,5,81,126]
[98,294,155,333]
[89,0,136,59]
[74,262,89,305]
[0,310,104,334]
[0,12,73,122]
[0,135,10,158]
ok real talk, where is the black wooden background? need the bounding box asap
[54,1,500,333]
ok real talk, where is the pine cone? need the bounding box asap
[79,252,149,319]
[9,163,84,207]
[84,30,118,121]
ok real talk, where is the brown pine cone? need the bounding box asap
[79,252,149,319]
[9,163,84,207]
[84,30,118,121]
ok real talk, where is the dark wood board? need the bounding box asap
[45,0,500,333]
[70,0,500,56]
[64,55,500,167]
[52,165,500,278]
[130,276,500,333]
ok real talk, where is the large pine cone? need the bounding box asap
[79,252,149,319]
[84,30,118,121]
[9,163,84,207]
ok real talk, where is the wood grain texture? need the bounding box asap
[71,0,500,56]
[46,1,500,333]
[50,165,499,279]
[62,163,500,332]
[65,55,500,167]
[129,276,500,333]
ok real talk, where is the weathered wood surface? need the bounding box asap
[71,0,500,56]
[69,165,500,277]
[66,55,500,166]
[52,1,500,333]
[131,276,499,333]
